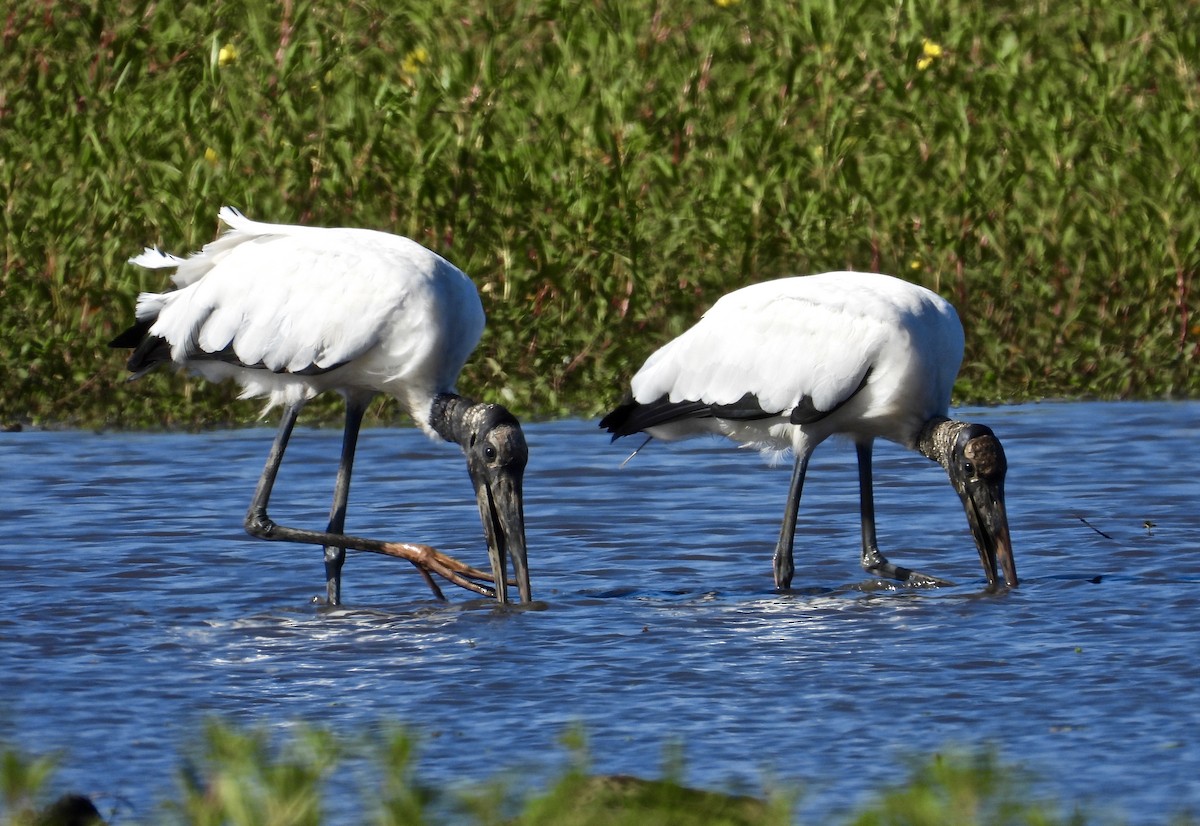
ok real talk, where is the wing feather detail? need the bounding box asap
[631,277,896,417]
[117,208,485,404]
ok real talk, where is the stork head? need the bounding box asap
[944,423,1018,589]
[445,400,531,604]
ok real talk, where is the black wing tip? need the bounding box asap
[111,316,351,380]
[600,396,724,439]
[109,319,150,349]
[599,399,639,440]
[603,384,863,437]
[109,319,172,377]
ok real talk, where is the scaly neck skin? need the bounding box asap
[915,416,971,470]
[429,392,477,446]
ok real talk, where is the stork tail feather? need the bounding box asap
[600,393,780,441]
[110,319,173,379]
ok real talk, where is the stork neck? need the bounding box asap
[429,393,476,446]
[916,417,971,470]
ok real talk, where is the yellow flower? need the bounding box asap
[204,147,219,166]
[917,39,942,71]
[401,46,429,76]
[714,0,740,7]
[218,44,238,67]
[909,258,922,271]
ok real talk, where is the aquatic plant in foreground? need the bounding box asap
[0,721,1184,825]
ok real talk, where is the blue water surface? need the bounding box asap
[2,401,1198,823]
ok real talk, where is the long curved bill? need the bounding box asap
[476,470,532,604]
[963,481,1018,589]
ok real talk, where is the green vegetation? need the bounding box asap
[1,722,1165,825]
[2,0,1197,428]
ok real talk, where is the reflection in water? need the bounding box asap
[1,402,1198,823]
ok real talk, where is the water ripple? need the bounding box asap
[1,402,1198,823]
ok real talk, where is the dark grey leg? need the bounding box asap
[857,440,883,570]
[245,401,304,537]
[773,453,809,589]
[242,401,496,602]
[323,397,367,606]
[856,440,952,586]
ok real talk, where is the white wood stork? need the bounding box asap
[601,272,1017,590]
[111,207,531,605]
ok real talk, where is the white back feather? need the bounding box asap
[631,272,963,446]
[130,208,485,421]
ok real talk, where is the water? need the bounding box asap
[2,401,1198,823]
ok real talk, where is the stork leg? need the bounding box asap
[856,441,953,586]
[245,400,305,538]
[243,401,500,601]
[773,453,810,589]
[322,397,368,606]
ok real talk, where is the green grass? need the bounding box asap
[1,0,1197,428]
[3,721,1172,825]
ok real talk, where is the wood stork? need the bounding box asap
[601,272,1017,590]
[110,207,531,605]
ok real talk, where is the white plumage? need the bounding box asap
[113,207,531,605]
[630,272,963,453]
[602,272,1017,590]
[127,207,484,430]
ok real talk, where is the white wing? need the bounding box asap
[631,272,962,421]
[129,207,341,288]
[132,209,484,413]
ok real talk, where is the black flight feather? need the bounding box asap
[110,317,348,379]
